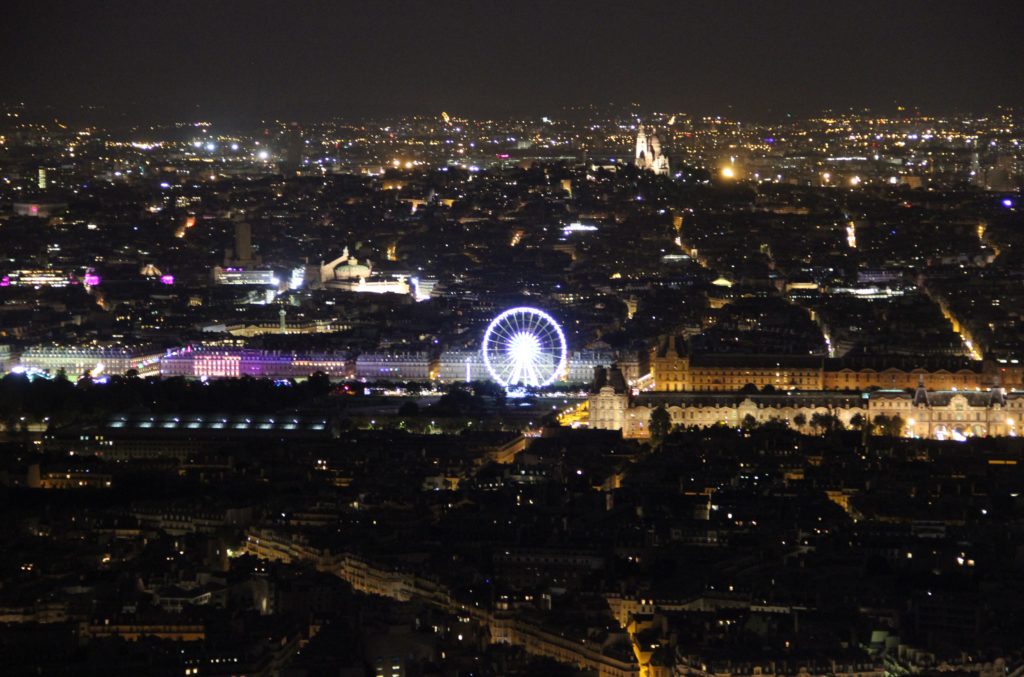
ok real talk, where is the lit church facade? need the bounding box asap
[635,125,670,175]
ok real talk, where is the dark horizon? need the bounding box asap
[3,0,1023,127]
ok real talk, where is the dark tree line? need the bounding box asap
[0,371,336,429]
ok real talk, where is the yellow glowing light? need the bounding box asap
[822,172,831,183]
[720,166,735,179]
[849,175,862,186]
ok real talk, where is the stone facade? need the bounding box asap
[635,125,670,176]
[648,337,1012,393]
[589,365,1023,440]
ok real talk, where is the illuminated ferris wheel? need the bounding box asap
[482,307,568,388]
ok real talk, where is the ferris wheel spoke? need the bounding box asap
[508,357,525,386]
[491,325,514,346]
[519,355,535,386]
[492,317,514,339]
[527,362,542,387]
[497,362,514,385]
[527,313,541,336]
[497,328,520,351]
[501,354,519,383]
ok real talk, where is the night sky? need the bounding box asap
[3,0,1023,124]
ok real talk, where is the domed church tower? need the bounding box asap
[635,123,670,176]
[635,125,650,167]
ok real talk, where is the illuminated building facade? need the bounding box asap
[649,337,1011,392]
[820,363,986,391]
[12,201,67,218]
[436,349,617,384]
[436,350,488,383]
[634,125,670,175]
[610,391,867,439]
[315,246,411,295]
[354,352,435,380]
[223,318,347,337]
[589,366,630,431]
[565,351,616,384]
[19,345,163,377]
[589,365,1023,440]
[871,388,1024,440]
[212,267,278,286]
[652,346,824,392]
[27,464,112,489]
[159,349,350,380]
[2,269,71,287]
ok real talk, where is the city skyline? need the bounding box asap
[3,0,1023,125]
[2,4,1024,675]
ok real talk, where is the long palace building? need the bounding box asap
[160,348,351,380]
[649,336,1023,392]
[588,336,1024,441]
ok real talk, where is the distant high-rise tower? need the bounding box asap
[635,124,670,175]
[970,152,983,187]
[282,123,303,174]
[36,165,60,190]
[235,221,253,263]
[225,220,260,267]
[987,154,1018,191]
